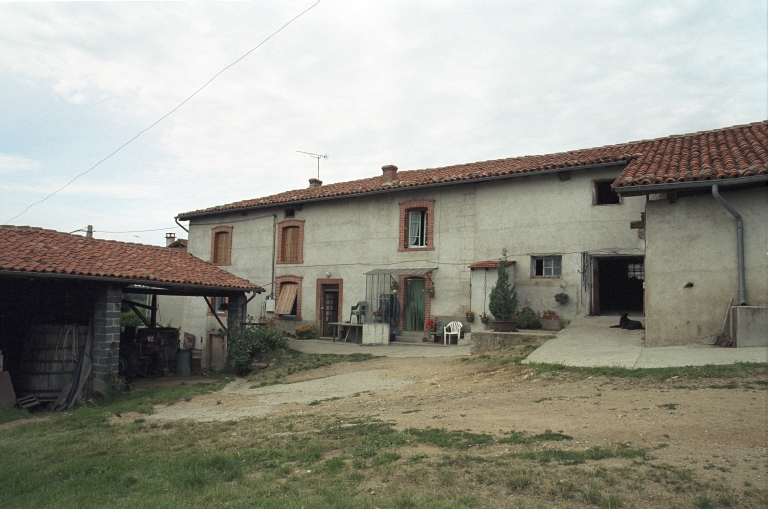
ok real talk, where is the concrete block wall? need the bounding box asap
[92,285,122,395]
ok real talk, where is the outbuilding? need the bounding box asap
[0,226,263,406]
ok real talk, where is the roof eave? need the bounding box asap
[615,175,768,197]
[177,160,628,220]
[0,270,264,295]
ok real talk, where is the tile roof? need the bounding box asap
[0,226,261,291]
[468,260,516,269]
[614,121,768,188]
[178,121,768,218]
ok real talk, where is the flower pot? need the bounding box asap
[540,317,559,330]
[466,315,475,323]
[492,320,517,332]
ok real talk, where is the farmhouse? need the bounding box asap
[174,121,767,354]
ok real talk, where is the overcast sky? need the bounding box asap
[1,1,766,245]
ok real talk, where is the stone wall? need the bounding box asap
[92,285,122,395]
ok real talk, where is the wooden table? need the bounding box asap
[329,322,363,343]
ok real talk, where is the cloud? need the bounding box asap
[0,153,41,174]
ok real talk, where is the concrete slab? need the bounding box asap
[289,339,471,358]
[524,315,768,368]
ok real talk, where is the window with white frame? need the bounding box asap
[533,256,562,277]
[407,210,427,248]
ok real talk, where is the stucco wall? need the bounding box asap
[180,166,646,346]
[644,187,767,346]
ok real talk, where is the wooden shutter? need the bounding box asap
[275,284,298,314]
[283,227,298,262]
[214,231,229,263]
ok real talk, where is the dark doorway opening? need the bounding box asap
[592,256,644,314]
[319,284,339,337]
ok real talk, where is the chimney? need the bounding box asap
[381,165,398,182]
[86,225,93,238]
[308,178,323,188]
[165,232,176,246]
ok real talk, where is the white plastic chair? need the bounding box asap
[443,321,462,345]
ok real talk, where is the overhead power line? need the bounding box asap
[4,0,322,225]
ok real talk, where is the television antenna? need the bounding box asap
[297,150,328,179]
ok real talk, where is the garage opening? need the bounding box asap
[591,256,644,315]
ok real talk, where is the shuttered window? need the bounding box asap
[275,283,298,315]
[213,231,230,264]
[282,226,299,262]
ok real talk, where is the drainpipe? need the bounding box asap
[712,185,746,305]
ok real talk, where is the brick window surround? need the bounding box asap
[277,219,305,264]
[398,199,435,252]
[275,275,303,320]
[210,225,233,265]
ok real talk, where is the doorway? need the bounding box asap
[316,279,343,338]
[591,256,644,315]
[405,278,426,331]
[206,331,227,370]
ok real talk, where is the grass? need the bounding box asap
[1,349,765,508]
[246,349,376,385]
[2,397,763,508]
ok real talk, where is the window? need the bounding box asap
[283,227,299,262]
[594,181,621,205]
[399,199,435,251]
[408,210,427,247]
[628,263,644,280]
[285,208,295,218]
[275,275,302,320]
[210,226,233,265]
[207,297,228,316]
[277,220,304,264]
[533,256,562,277]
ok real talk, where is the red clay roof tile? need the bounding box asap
[0,226,261,291]
[178,121,767,218]
[468,260,516,269]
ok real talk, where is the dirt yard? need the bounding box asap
[138,353,767,495]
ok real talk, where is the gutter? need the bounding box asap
[712,185,747,305]
[0,270,264,294]
[176,161,628,221]
[615,175,768,197]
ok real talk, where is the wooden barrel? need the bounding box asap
[17,325,87,402]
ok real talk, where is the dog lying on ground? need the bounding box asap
[609,313,644,330]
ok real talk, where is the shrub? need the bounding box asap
[295,325,318,340]
[515,306,541,329]
[229,317,289,376]
[489,249,518,321]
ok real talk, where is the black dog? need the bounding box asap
[609,313,644,330]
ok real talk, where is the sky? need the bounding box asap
[1,0,766,245]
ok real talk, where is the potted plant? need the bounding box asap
[390,280,399,293]
[425,286,435,298]
[489,249,518,332]
[555,292,569,304]
[479,312,490,324]
[540,309,559,330]
[465,310,475,323]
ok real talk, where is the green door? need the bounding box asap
[405,278,425,331]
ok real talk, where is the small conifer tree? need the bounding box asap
[489,249,518,321]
